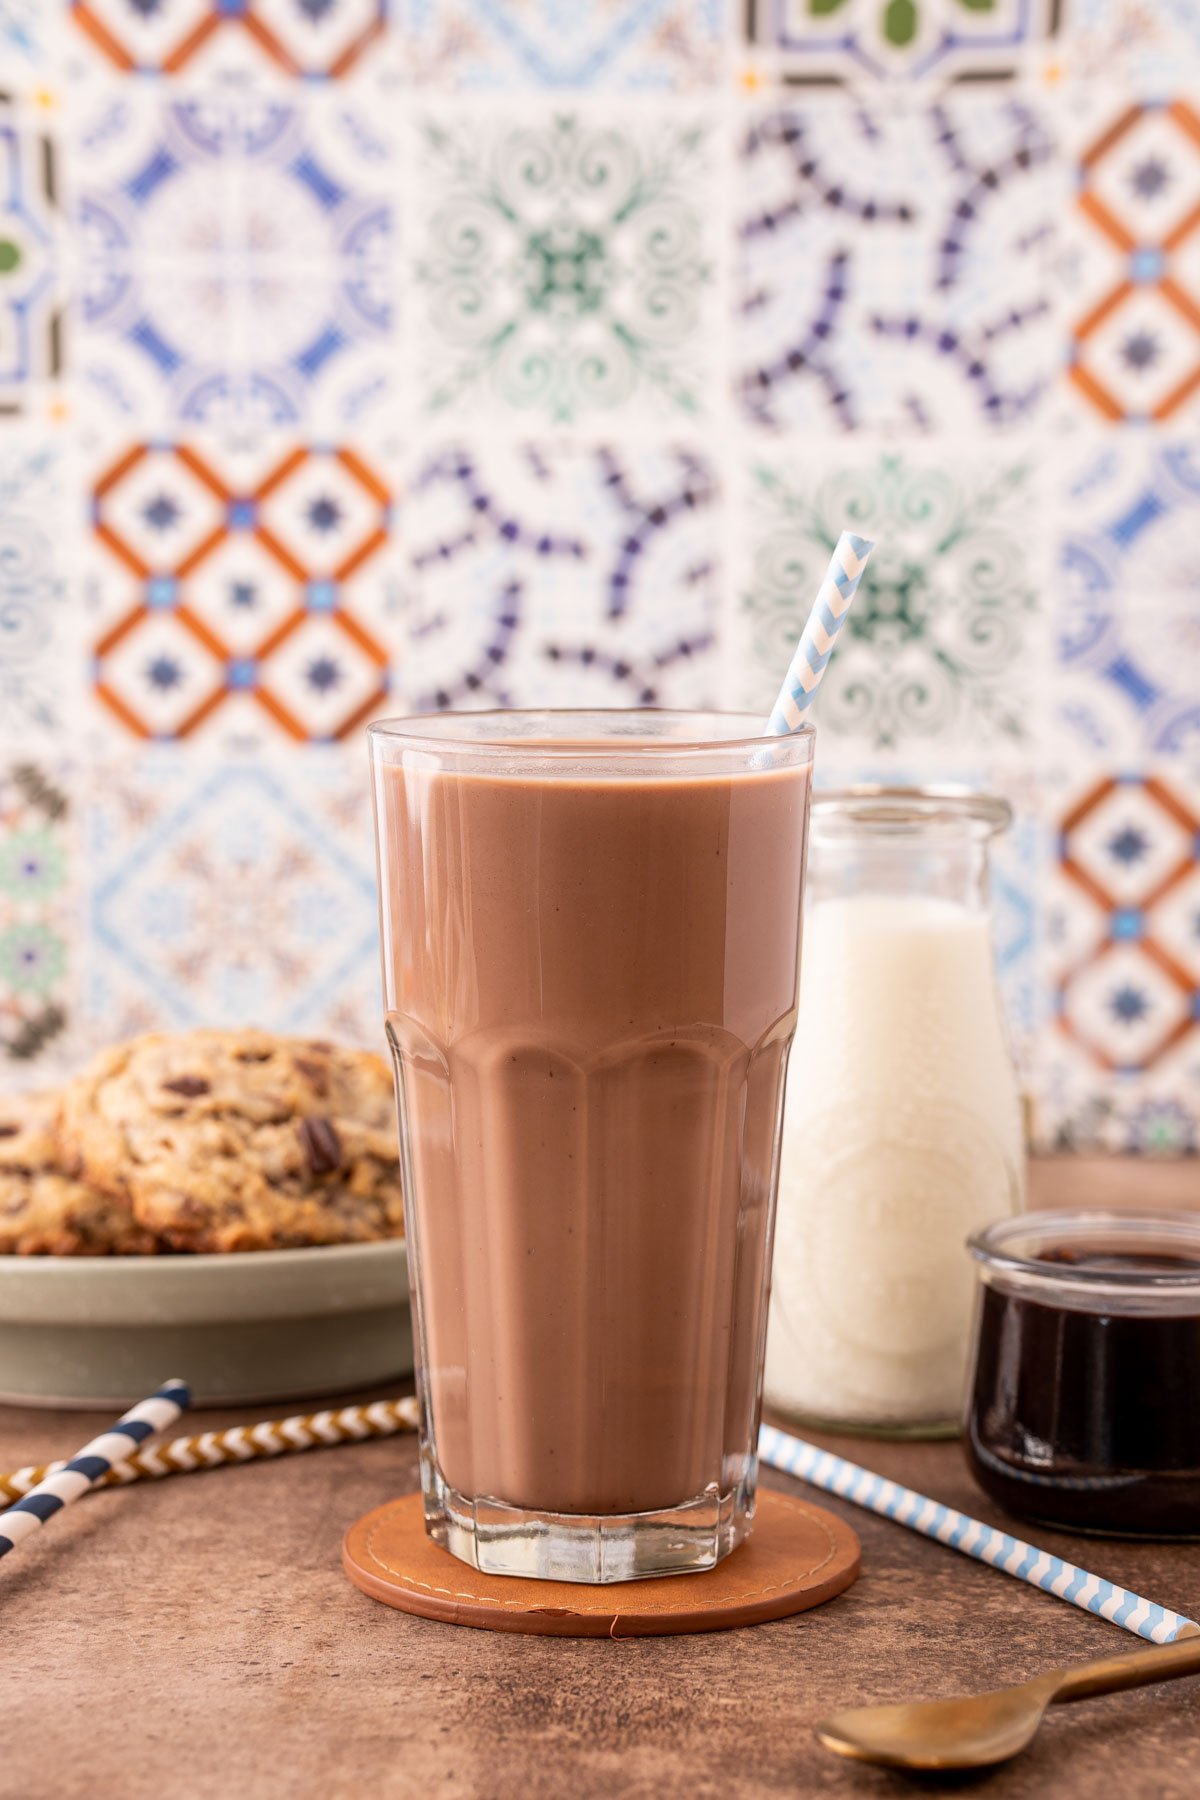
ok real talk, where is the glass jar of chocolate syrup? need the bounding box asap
[966,1211,1200,1538]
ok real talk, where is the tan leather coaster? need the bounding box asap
[342,1489,860,1637]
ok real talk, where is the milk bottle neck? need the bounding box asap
[809,827,993,911]
[806,786,1011,916]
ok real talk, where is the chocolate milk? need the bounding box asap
[376,741,809,1519]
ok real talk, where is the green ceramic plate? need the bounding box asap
[0,1240,412,1410]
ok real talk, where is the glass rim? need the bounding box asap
[812,783,1012,837]
[969,1209,1200,1296]
[367,707,815,759]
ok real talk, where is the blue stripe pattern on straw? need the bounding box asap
[766,530,874,735]
[0,1379,190,1560]
[758,1424,1198,1646]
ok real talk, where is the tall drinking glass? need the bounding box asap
[368,711,813,1582]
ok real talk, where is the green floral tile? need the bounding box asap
[737,447,1044,757]
[0,761,72,1074]
[743,0,1059,82]
[0,91,65,409]
[413,110,716,425]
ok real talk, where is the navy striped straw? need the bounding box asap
[0,1379,190,1560]
[759,1424,1198,1646]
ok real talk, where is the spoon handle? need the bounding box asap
[1053,1633,1200,1705]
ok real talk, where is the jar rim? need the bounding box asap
[969,1210,1200,1299]
[812,784,1012,837]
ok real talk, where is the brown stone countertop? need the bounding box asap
[2,1158,1199,1800]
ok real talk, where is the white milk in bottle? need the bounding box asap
[764,788,1025,1434]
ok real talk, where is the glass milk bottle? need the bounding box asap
[764,787,1025,1437]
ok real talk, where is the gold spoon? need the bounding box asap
[816,1633,1200,1771]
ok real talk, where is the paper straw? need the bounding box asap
[759,1423,1198,1646]
[765,530,874,735]
[0,1396,420,1502]
[0,1378,190,1560]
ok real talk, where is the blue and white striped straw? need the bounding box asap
[759,1424,1198,1646]
[0,1379,190,1561]
[765,530,875,735]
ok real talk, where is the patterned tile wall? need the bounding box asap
[0,0,1196,1154]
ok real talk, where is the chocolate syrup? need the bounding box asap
[966,1245,1200,1537]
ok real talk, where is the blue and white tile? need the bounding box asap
[1058,439,1200,760]
[1036,765,1200,1152]
[0,429,83,743]
[403,0,724,90]
[735,92,1066,435]
[74,83,397,430]
[395,440,720,711]
[990,797,1043,1074]
[1,0,63,70]
[82,750,384,1048]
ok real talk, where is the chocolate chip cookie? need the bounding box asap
[0,1089,155,1255]
[59,1030,405,1253]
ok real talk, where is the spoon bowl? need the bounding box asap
[816,1634,1200,1772]
[817,1675,1058,1771]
